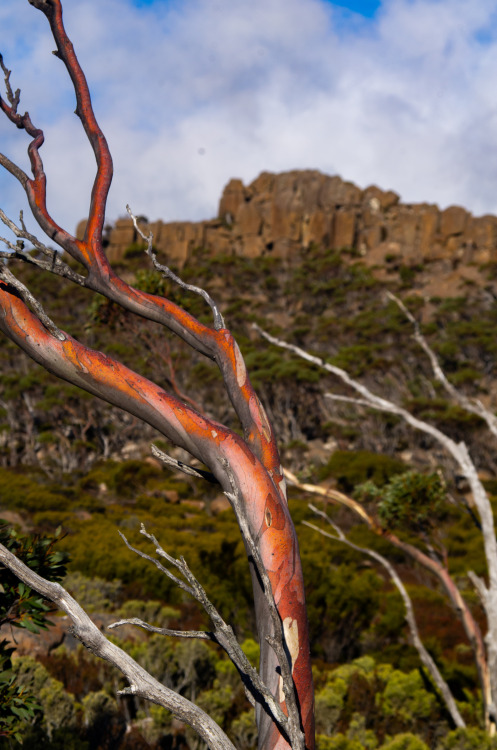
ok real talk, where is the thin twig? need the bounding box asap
[386,291,497,438]
[0,54,20,111]
[118,529,194,596]
[120,523,291,735]
[151,444,218,484]
[127,205,225,330]
[108,618,211,640]
[0,208,86,285]
[0,265,65,341]
[304,506,465,728]
[0,540,236,750]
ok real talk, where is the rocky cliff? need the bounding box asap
[88,170,497,282]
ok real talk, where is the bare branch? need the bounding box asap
[256,324,497,594]
[0,540,236,750]
[0,208,86,286]
[284,467,371,525]
[108,618,212,640]
[304,506,465,729]
[0,265,66,341]
[118,529,195,597]
[120,523,291,738]
[0,53,20,111]
[127,205,225,331]
[386,291,497,438]
[151,443,218,484]
[468,571,488,606]
[0,151,29,188]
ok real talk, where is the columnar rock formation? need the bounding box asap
[80,170,497,270]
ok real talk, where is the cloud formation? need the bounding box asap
[2,0,497,241]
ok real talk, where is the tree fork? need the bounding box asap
[0,2,315,747]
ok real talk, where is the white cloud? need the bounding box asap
[2,0,497,244]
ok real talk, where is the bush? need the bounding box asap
[319,450,406,491]
[380,735,429,750]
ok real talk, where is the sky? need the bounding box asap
[2,0,497,241]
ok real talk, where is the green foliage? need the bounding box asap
[0,649,41,745]
[240,637,260,668]
[380,734,429,750]
[82,690,120,747]
[242,346,321,387]
[377,664,437,726]
[197,681,233,726]
[230,710,257,750]
[315,670,349,735]
[319,450,406,491]
[317,734,364,750]
[117,598,180,624]
[110,459,162,499]
[123,242,147,260]
[314,656,445,748]
[305,564,382,661]
[0,524,68,743]
[133,268,169,295]
[0,468,94,514]
[127,636,216,697]
[63,572,124,612]
[398,264,424,287]
[437,727,497,749]
[0,523,68,631]
[357,471,447,533]
[12,656,78,741]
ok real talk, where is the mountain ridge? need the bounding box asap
[78,169,497,304]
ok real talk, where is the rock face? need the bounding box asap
[92,170,497,269]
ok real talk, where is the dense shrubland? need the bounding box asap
[3,242,497,472]
[0,450,493,745]
[2,243,497,746]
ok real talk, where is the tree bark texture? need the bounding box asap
[0,2,315,748]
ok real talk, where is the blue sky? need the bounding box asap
[2,0,497,240]
[131,0,381,14]
[327,0,381,16]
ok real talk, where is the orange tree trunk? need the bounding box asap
[0,2,315,747]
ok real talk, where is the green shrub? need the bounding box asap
[357,471,447,533]
[437,727,497,750]
[319,450,406,491]
[380,734,429,750]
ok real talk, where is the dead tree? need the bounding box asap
[302,501,465,730]
[0,2,314,748]
[256,292,497,736]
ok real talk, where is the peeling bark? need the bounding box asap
[0,2,315,747]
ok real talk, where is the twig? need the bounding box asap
[127,205,225,331]
[119,523,290,736]
[0,208,86,286]
[0,53,20,112]
[0,539,236,750]
[151,444,219,484]
[108,618,211,640]
[118,529,194,597]
[304,505,465,728]
[386,291,497,438]
[0,265,65,341]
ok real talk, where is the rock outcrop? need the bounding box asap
[79,170,497,270]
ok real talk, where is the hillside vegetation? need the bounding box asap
[2,213,497,747]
